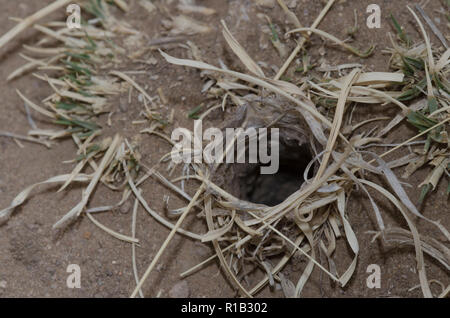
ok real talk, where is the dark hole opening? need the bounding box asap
[238,142,313,206]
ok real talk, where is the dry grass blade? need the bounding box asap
[114,0,129,12]
[380,227,450,271]
[124,164,202,240]
[435,49,449,72]
[0,131,52,148]
[414,4,448,49]
[131,196,144,298]
[439,285,450,298]
[221,20,265,77]
[359,179,432,297]
[205,196,253,298]
[378,118,450,160]
[286,27,374,57]
[0,0,71,50]
[248,211,340,283]
[7,53,61,81]
[250,235,306,295]
[315,69,359,180]
[407,6,435,72]
[86,212,138,244]
[53,134,122,228]
[130,183,206,298]
[110,70,154,105]
[0,174,92,223]
[276,0,301,28]
[274,0,335,80]
[377,98,426,137]
[179,243,236,278]
[201,210,236,242]
[178,3,216,15]
[336,191,359,286]
[17,89,57,119]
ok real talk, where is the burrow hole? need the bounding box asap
[237,139,313,207]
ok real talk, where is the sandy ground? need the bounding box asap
[0,0,448,297]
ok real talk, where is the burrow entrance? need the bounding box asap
[236,141,314,207]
